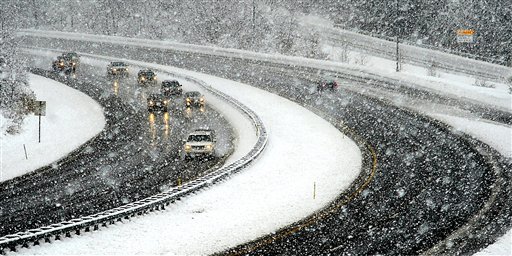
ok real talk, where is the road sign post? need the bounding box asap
[33,100,46,143]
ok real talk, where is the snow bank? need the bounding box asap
[0,74,105,182]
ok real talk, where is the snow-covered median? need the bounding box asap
[13,55,362,255]
[0,74,105,182]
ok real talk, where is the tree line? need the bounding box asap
[2,0,510,65]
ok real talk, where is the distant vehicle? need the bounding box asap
[107,61,129,76]
[61,52,80,71]
[161,80,183,96]
[52,56,74,74]
[317,80,338,93]
[184,91,205,107]
[147,93,168,112]
[137,69,157,85]
[183,129,216,159]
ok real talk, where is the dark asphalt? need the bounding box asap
[18,36,512,255]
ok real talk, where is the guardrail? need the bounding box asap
[331,24,508,66]
[0,60,268,254]
[322,29,510,83]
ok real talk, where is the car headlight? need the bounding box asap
[149,100,154,105]
[141,77,145,81]
[205,144,212,150]
[112,68,116,72]
[200,97,205,102]
[163,100,168,105]
[184,145,191,151]
[153,76,157,80]
[186,98,191,102]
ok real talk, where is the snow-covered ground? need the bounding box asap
[7,27,511,254]
[0,74,105,182]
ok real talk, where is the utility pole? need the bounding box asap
[252,0,256,43]
[252,0,255,31]
[396,0,400,72]
[33,0,38,29]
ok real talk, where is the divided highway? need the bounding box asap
[15,34,512,254]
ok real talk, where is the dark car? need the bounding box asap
[138,69,157,86]
[52,56,74,74]
[317,80,338,92]
[184,91,205,107]
[147,93,168,112]
[161,80,183,96]
[61,52,80,71]
[107,61,129,77]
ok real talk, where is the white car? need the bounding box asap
[183,129,216,159]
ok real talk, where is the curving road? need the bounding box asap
[0,64,234,237]
[15,35,512,254]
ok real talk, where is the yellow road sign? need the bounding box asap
[457,29,475,35]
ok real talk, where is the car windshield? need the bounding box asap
[187,134,211,142]
[112,62,126,67]
[185,92,201,97]
[64,53,78,58]
[162,81,179,87]
[140,71,155,77]
[148,94,162,100]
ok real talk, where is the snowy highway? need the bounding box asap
[1,31,510,255]
[0,65,234,237]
